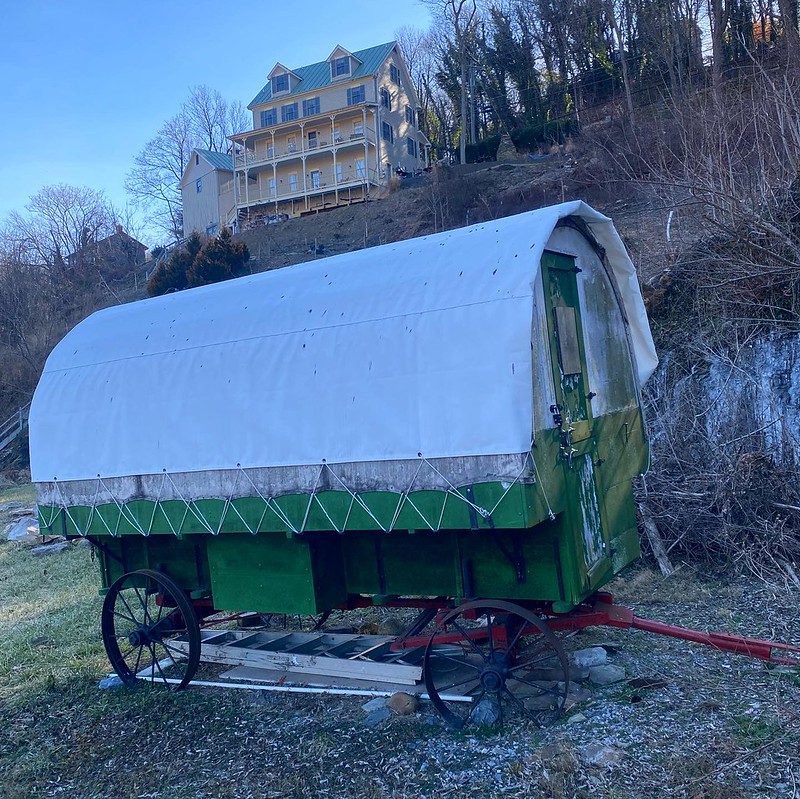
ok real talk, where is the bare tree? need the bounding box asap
[7,184,115,271]
[126,86,249,242]
[126,111,193,242]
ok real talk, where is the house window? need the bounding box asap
[380,87,391,110]
[267,144,275,158]
[289,173,298,191]
[333,126,341,143]
[407,137,417,157]
[405,105,415,126]
[272,73,289,93]
[333,56,350,77]
[196,178,202,193]
[302,97,320,117]
[307,131,318,149]
[286,135,297,153]
[195,154,200,166]
[347,85,365,105]
[352,120,364,137]
[310,170,322,188]
[381,122,394,143]
[356,159,366,178]
[281,103,298,122]
[268,177,276,196]
[390,64,400,84]
[260,108,277,127]
[335,163,344,183]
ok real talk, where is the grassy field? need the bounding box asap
[2,482,799,799]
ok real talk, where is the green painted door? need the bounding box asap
[542,251,611,588]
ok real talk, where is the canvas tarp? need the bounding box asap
[30,201,656,494]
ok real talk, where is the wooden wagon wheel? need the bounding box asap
[423,599,569,729]
[101,569,201,690]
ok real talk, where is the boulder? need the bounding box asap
[388,692,419,715]
[588,664,626,685]
[572,647,608,668]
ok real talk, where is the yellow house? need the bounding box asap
[229,41,428,223]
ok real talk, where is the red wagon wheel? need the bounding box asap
[423,599,569,729]
[101,569,201,690]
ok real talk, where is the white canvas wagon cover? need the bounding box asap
[30,201,656,497]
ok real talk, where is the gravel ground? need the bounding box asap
[3,565,798,799]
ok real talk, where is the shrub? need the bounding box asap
[147,230,249,296]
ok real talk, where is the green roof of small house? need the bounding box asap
[196,150,234,171]
[248,42,396,109]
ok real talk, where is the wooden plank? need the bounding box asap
[171,637,422,685]
[136,671,473,702]
[219,665,473,702]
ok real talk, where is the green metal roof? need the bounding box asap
[248,42,396,109]
[197,149,233,171]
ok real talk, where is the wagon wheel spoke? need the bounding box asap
[423,600,569,730]
[449,619,488,660]
[428,652,483,672]
[101,569,201,691]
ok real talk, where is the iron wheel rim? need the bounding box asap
[101,568,200,690]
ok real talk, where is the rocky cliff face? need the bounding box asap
[642,331,800,579]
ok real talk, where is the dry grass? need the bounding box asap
[1,526,799,799]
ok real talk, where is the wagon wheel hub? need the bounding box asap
[128,626,153,647]
[479,666,506,693]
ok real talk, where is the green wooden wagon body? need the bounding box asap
[30,202,656,616]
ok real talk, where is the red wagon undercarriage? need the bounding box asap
[101,570,800,730]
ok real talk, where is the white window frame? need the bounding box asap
[272,74,290,94]
[302,97,320,117]
[347,85,366,105]
[332,56,350,78]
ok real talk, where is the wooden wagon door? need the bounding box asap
[541,250,610,584]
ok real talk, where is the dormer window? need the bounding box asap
[272,73,290,93]
[332,56,350,78]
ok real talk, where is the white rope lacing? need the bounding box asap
[530,450,556,521]
[47,453,541,537]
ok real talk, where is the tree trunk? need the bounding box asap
[606,0,635,120]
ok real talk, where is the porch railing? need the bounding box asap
[0,402,31,454]
[234,130,376,168]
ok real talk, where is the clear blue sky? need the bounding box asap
[0,0,429,242]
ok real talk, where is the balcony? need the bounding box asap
[236,168,381,208]
[234,129,375,169]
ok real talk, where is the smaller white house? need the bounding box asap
[180,150,235,236]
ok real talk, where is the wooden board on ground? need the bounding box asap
[218,665,473,702]
[170,629,424,685]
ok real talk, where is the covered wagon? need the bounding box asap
[30,200,659,724]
